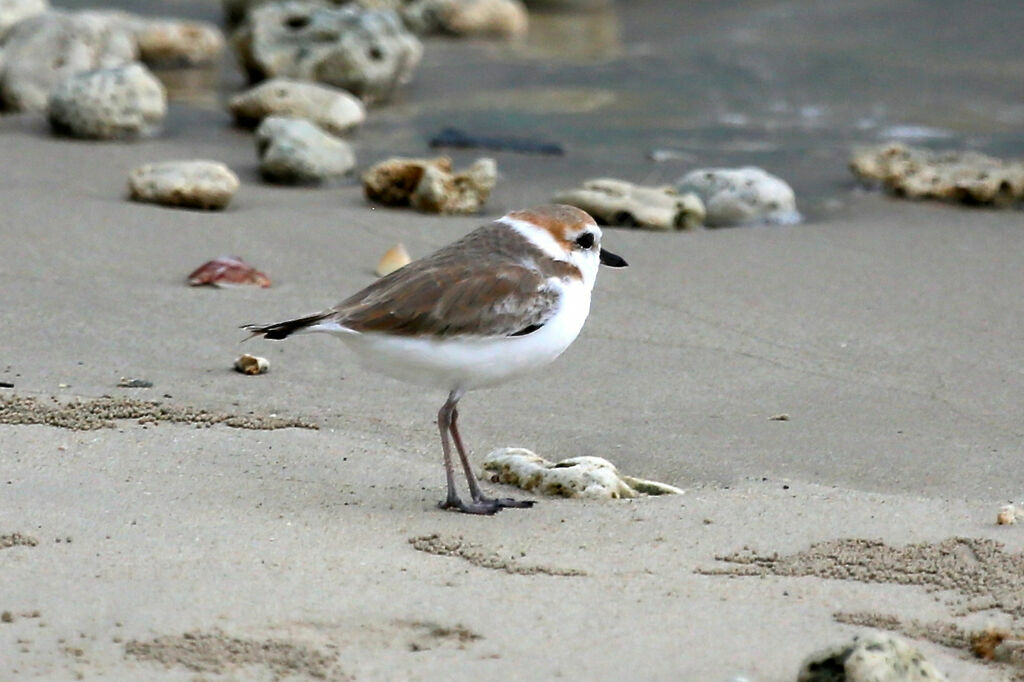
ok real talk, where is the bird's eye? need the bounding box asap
[575,232,595,249]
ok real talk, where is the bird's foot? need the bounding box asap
[438,495,535,515]
[476,495,535,509]
[438,497,501,515]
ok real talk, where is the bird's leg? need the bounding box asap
[450,405,534,510]
[436,392,500,515]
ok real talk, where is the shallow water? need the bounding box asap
[50,0,1024,217]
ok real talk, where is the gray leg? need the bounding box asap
[436,391,503,515]
[450,405,535,510]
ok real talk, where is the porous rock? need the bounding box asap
[553,178,705,230]
[362,155,496,214]
[797,631,947,682]
[229,78,365,135]
[47,62,166,139]
[128,160,240,210]
[850,143,1024,207]
[0,10,137,112]
[482,447,684,499]
[0,0,48,41]
[133,18,225,67]
[233,1,423,104]
[676,166,801,227]
[223,0,398,27]
[401,0,527,38]
[256,115,356,183]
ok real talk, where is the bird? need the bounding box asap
[242,204,628,514]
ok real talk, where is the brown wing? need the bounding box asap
[331,224,570,338]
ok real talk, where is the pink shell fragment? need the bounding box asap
[187,256,271,288]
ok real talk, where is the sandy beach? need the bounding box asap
[3,1,1024,680]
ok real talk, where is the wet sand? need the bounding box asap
[3,1,1024,680]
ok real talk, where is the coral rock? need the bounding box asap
[554,178,705,230]
[133,18,225,67]
[187,256,271,288]
[401,0,527,38]
[128,160,240,210]
[0,0,48,41]
[256,115,356,183]
[229,78,365,135]
[234,354,269,375]
[676,166,801,227]
[233,1,423,104]
[850,143,1024,207]
[47,62,166,139]
[482,447,684,499]
[798,631,947,682]
[0,10,137,112]
[362,156,496,214]
[375,243,411,276]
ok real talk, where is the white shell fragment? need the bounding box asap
[997,503,1020,526]
[234,354,269,375]
[553,178,706,230]
[128,160,240,210]
[47,62,166,139]
[482,447,684,500]
[676,166,801,227]
[375,243,411,277]
[228,78,366,136]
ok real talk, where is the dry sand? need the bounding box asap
[3,2,1024,680]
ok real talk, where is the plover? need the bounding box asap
[243,204,627,514]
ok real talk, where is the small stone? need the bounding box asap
[228,78,366,135]
[233,2,423,104]
[553,178,705,230]
[133,18,225,67]
[0,0,48,41]
[234,354,269,375]
[401,0,527,38]
[1,611,12,623]
[117,378,153,388]
[256,116,356,184]
[676,166,801,227]
[128,161,239,210]
[482,447,684,499]
[0,10,138,112]
[375,243,411,276]
[47,62,166,140]
[187,256,271,288]
[997,503,1019,525]
[362,156,496,214]
[798,632,947,682]
[850,143,1024,207]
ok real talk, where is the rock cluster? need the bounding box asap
[229,78,365,135]
[0,11,137,112]
[676,166,801,227]
[0,9,224,113]
[850,143,1024,206]
[232,2,423,104]
[47,63,166,139]
[128,161,240,210]
[256,116,356,183]
[362,156,496,214]
[554,178,705,230]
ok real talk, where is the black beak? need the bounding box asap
[599,248,628,268]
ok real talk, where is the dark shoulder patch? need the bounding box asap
[509,323,543,337]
